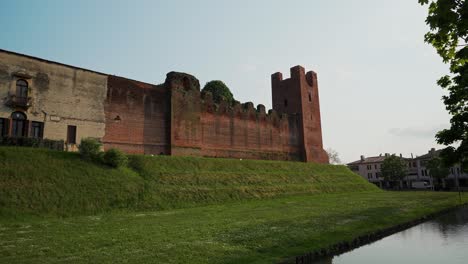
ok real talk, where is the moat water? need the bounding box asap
[312,206,468,264]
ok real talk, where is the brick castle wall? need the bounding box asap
[103,76,170,154]
[103,67,328,163]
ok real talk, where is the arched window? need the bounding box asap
[16,79,28,99]
[11,111,27,137]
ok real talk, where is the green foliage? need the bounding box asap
[419,0,468,170]
[427,156,450,189]
[381,155,408,182]
[427,157,450,179]
[202,80,235,105]
[103,148,128,168]
[78,137,102,161]
[0,136,64,151]
[0,147,377,216]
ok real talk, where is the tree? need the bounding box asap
[381,155,408,189]
[427,157,450,190]
[326,148,342,165]
[201,80,235,105]
[419,0,468,172]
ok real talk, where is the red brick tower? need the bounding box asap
[271,66,329,163]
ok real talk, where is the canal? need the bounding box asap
[313,206,468,264]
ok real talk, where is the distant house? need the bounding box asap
[413,148,467,189]
[347,148,467,189]
[347,153,409,188]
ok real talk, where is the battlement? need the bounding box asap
[0,49,324,163]
[200,91,292,127]
[164,65,327,163]
[165,71,201,91]
[271,65,328,163]
[272,65,318,88]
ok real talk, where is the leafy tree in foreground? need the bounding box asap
[381,155,408,188]
[201,80,235,105]
[419,0,467,171]
[427,157,450,189]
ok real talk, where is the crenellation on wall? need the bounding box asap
[0,49,327,163]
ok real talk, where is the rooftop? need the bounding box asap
[347,154,410,165]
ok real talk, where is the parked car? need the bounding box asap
[412,181,433,189]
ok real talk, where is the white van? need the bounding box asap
[412,181,433,189]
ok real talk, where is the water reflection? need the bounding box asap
[313,207,468,264]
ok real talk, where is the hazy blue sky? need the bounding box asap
[0,0,450,163]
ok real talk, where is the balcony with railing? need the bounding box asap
[5,95,32,109]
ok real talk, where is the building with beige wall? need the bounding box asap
[348,148,467,189]
[0,49,329,163]
[0,49,108,150]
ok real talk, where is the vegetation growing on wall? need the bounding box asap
[201,80,236,105]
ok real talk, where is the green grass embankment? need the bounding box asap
[1,192,466,264]
[1,147,467,263]
[0,147,377,216]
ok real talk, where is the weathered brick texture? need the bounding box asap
[103,76,170,154]
[0,50,327,163]
[104,67,328,163]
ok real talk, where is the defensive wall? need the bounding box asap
[0,49,328,163]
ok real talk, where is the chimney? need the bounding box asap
[360,155,365,162]
[400,153,402,158]
[385,153,389,157]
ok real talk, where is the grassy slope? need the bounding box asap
[129,154,377,209]
[0,147,377,216]
[0,192,466,264]
[2,147,466,263]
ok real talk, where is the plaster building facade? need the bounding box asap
[0,49,329,163]
[348,148,467,189]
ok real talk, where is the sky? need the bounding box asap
[0,0,450,163]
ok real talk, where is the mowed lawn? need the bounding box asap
[1,191,466,264]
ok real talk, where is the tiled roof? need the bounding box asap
[347,156,385,165]
[347,155,410,165]
[415,149,442,160]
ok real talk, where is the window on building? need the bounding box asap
[368,172,372,179]
[11,112,27,137]
[308,93,312,102]
[284,99,288,107]
[413,161,416,167]
[374,164,377,169]
[0,118,8,137]
[16,79,28,99]
[31,121,44,139]
[67,125,77,144]
[376,172,381,178]
[457,167,460,175]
